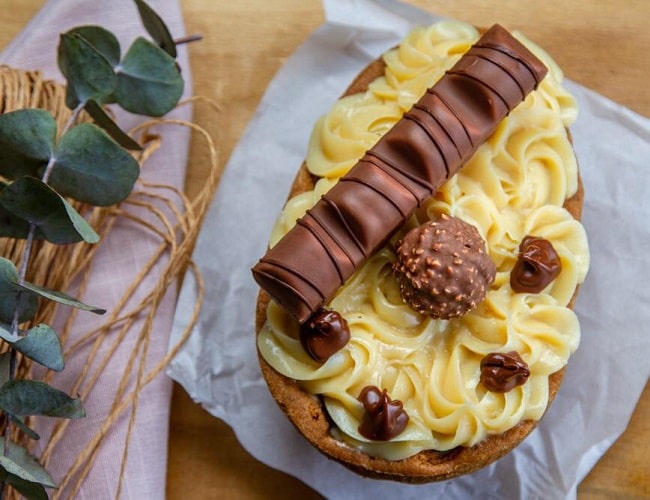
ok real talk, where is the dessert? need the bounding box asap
[253,21,589,481]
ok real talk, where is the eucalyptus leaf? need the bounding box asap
[0,351,11,387]
[67,25,121,67]
[0,258,38,324]
[134,0,177,57]
[65,84,81,110]
[58,32,117,106]
[0,324,64,372]
[84,99,143,151]
[0,177,99,244]
[0,203,32,240]
[9,415,41,441]
[115,37,183,116]
[0,436,56,487]
[0,109,55,180]
[0,181,47,240]
[49,123,140,206]
[0,380,85,419]
[4,472,49,500]
[16,280,105,315]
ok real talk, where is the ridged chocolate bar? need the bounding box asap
[252,24,548,323]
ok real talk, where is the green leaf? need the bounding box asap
[0,259,102,316]
[0,181,47,240]
[64,26,121,108]
[16,280,105,315]
[84,100,143,151]
[0,436,56,487]
[9,415,41,441]
[49,123,140,206]
[0,258,38,324]
[67,25,121,67]
[58,32,117,106]
[0,380,85,419]
[0,177,99,244]
[4,472,49,500]
[134,0,177,57]
[115,37,183,116]
[0,203,31,239]
[0,351,11,387]
[0,109,55,180]
[0,323,64,372]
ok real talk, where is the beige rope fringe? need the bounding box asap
[0,66,223,499]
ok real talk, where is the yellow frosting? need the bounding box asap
[260,20,590,460]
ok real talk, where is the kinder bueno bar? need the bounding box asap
[253,24,548,323]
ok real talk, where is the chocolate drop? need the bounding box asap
[358,386,409,441]
[480,351,530,392]
[510,236,562,293]
[299,308,350,362]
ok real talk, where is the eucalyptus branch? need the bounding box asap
[9,102,84,342]
[0,1,189,497]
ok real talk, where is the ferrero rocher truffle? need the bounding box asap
[393,214,496,319]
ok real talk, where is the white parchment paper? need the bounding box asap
[168,0,650,498]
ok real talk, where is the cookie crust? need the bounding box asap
[255,44,584,483]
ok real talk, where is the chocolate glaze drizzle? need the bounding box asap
[253,24,548,323]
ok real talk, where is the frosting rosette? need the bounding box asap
[258,20,589,460]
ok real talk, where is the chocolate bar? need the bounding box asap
[252,24,548,323]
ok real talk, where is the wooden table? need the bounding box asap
[2,1,648,498]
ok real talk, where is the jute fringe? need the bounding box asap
[0,65,223,498]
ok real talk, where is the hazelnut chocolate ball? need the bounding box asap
[393,214,496,319]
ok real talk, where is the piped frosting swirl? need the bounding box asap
[257,21,589,460]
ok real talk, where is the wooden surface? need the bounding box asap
[1,0,649,498]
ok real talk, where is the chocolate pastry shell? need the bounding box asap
[255,46,584,483]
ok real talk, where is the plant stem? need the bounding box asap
[174,33,202,45]
[9,102,84,338]
[2,102,86,482]
[42,102,84,184]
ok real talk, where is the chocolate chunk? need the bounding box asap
[510,236,562,293]
[480,351,530,392]
[299,308,350,362]
[358,386,409,441]
[253,24,548,323]
[393,214,496,318]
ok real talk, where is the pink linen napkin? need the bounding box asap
[1,0,192,498]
